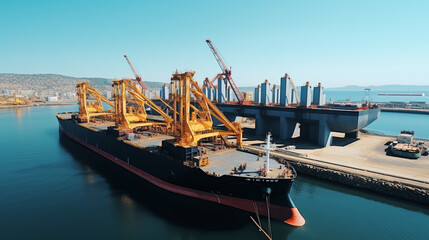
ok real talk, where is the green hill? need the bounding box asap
[0,73,165,93]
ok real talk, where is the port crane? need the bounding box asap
[170,71,243,148]
[123,55,174,112]
[205,39,245,104]
[124,55,148,90]
[75,72,242,148]
[285,73,300,105]
[76,82,115,122]
[112,79,173,131]
[202,74,223,89]
[0,92,30,105]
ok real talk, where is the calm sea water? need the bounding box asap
[1,105,428,240]
[366,112,429,139]
[324,89,429,139]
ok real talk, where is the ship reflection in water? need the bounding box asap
[58,133,298,239]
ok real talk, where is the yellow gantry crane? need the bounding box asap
[112,79,173,131]
[76,82,115,122]
[0,92,30,105]
[170,71,242,148]
[76,72,242,148]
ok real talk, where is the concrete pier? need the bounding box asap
[244,133,429,204]
[215,103,380,147]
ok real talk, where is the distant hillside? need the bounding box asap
[80,77,112,88]
[327,85,429,92]
[0,73,165,94]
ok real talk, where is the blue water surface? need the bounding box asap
[0,105,428,240]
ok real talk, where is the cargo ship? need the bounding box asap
[57,72,305,227]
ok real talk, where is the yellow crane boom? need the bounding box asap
[76,82,114,122]
[1,92,30,105]
[170,71,242,148]
[112,79,173,130]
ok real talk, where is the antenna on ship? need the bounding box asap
[261,132,276,173]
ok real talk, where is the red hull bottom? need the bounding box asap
[65,132,305,227]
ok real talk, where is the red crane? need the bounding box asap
[124,55,148,90]
[205,39,245,104]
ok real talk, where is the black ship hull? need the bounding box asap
[57,114,305,226]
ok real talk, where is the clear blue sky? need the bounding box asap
[1,0,428,87]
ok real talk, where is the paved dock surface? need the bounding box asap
[294,134,428,184]
[243,133,429,203]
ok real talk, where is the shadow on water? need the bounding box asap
[58,133,297,238]
[294,174,429,215]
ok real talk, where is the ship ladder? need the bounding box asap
[250,199,273,240]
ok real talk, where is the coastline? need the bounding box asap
[0,101,76,109]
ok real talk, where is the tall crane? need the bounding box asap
[123,54,174,113]
[206,39,245,104]
[285,73,300,104]
[124,55,149,90]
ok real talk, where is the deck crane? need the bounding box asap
[170,71,242,148]
[205,39,245,104]
[112,79,173,131]
[76,82,115,122]
[124,55,149,90]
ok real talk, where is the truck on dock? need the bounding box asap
[389,131,427,159]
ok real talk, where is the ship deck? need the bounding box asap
[57,113,294,179]
[202,148,291,178]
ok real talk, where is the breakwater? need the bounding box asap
[380,108,429,115]
[378,93,425,96]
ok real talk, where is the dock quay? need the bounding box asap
[243,133,429,205]
[380,107,429,115]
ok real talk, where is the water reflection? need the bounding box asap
[13,106,30,125]
[294,175,429,215]
[83,166,96,185]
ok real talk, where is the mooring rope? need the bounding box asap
[266,195,272,239]
[250,216,273,240]
[253,201,262,229]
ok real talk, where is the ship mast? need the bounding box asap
[262,132,276,172]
